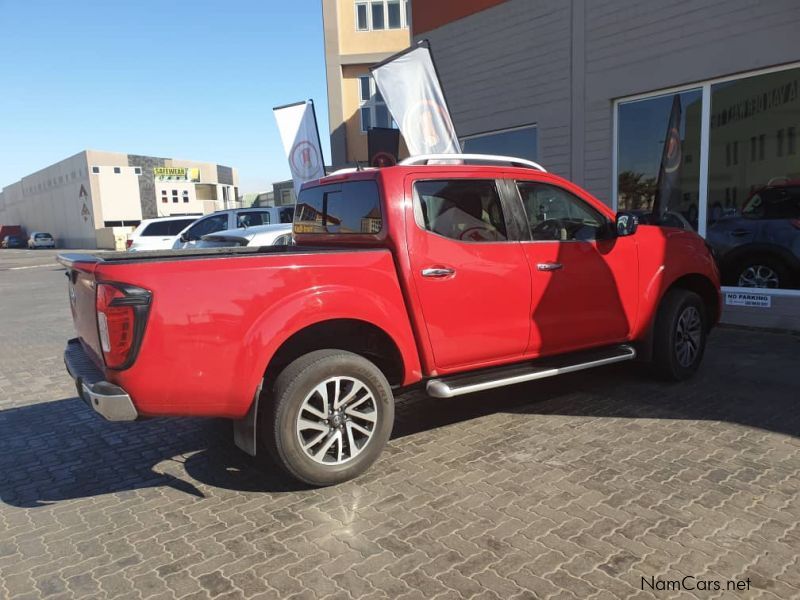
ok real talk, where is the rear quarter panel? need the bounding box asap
[97,250,420,419]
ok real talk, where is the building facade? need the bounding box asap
[323,0,411,167]
[0,150,239,249]
[411,0,800,330]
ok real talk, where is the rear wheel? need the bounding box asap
[652,289,708,381]
[263,349,394,486]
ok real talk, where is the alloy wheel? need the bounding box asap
[675,306,702,368]
[295,376,378,465]
[738,265,780,288]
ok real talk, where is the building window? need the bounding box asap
[461,124,539,163]
[358,74,395,132]
[182,190,189,203]
[387,0,401,28]
[113,167,121,174]
[92,166,100,174]
[615,64,800,292]
[172,189,179,203]
[355,2,368,30]
[371,1,385,29]
[355,0,408,30]
[134,167,142,175]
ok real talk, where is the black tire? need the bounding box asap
[652,289,708,381]
[263,349,394,486]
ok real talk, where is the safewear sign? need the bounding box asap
[725,292,771,308]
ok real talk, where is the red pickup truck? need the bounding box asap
[60,155,720,486]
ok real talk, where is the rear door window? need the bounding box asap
[413,179,508,242]
[142,221,173,236]
[186,214,228,238]
[295,181,381,234]
[238,211,271,227]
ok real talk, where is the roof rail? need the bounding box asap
[399,153,547,172]
[325,166,377,177]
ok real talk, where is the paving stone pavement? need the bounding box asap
[1,249,799,599]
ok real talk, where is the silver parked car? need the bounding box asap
[197,223,293,248]
[27,232,55,249]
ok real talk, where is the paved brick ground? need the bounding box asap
[1,249,799,599]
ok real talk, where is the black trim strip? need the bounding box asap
[272,99,308,111]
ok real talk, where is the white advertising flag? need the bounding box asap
[371,44,460,156]
[273,100,325,195]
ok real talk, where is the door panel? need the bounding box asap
[514,179,638,356]
[405,177,531,370]
[522,238,638,355]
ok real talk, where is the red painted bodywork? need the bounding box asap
[62,164,720,419]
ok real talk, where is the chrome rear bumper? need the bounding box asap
[64,338,138,421]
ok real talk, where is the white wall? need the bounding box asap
[0,152,98,248]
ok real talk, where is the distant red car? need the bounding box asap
[60,154,720,485]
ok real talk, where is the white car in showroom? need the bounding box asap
[197,223,293,248]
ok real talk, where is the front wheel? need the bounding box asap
[652,289,708,381]
[263,349,394,486]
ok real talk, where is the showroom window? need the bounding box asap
[461,125,538,164]
[615,64,800,292]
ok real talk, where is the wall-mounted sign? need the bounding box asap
[154,167,201,182]
[725,291,772,308]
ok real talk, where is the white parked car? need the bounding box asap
[127,215,201,251]
[27,232,55,248]
[197,223,293,248]
[174,206,295,249]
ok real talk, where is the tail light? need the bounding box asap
[125,238,133,249]
[791,219,800,230]
[96,283,151,369]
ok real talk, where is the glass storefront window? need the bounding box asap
[705,68,800,290]
[617,89,702,230]
[461,125,538,163]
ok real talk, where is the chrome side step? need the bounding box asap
[426,344,636,399]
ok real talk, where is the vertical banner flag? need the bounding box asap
[653,94,682,221]
[371,42,460,156]
[273,100,325,196]
[368,127,401,167]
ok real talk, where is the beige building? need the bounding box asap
[0,150,239,249]
[322,0,410,167]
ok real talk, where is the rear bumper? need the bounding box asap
[64,338,138,421]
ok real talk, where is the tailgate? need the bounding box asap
[59,254,104,368]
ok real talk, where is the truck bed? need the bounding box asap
[58,245,421,419]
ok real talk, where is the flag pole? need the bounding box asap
[309,99,327,176]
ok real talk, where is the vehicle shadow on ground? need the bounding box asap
[1,329,797,508]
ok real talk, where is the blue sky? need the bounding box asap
[0,0,331,193]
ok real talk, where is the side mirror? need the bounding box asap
[615,212,638,237]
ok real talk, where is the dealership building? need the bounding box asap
[0,150,239,249]
[411,0,800,330]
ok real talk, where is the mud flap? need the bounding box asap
[233,381,262,456]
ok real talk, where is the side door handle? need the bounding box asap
[421,267,455,278]
[537,262,563,271]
